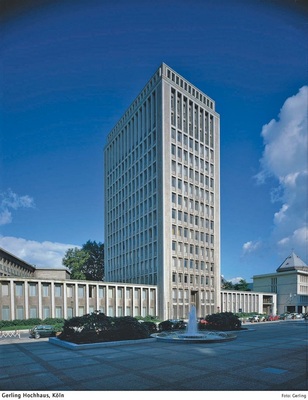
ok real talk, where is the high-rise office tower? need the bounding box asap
[104,63,220,320]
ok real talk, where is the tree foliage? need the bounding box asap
[221,278,251,291]
[62,241,104,281]
[233,279,251,291]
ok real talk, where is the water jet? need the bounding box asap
[152,305,237,343]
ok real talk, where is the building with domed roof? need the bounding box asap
[253,252,308,315]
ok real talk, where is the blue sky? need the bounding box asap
[1,0,307,282]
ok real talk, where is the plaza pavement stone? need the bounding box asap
[0,320,307,391]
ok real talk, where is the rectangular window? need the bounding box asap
[55,307,63,318]
[89,286,95,298]
[67,285,73,297]
[99,287,105,298]
[126,306,132,316]
[2,306,10,320]
[43,307,50,319]
[16,306,24,319]
[1,283,9,296]
[29,283,37,297]
[15,283,23,297]
[42,284,50,297]
[67,307,74,319]
[29,306,37,318]
[78,286,85,298]
[54,284,62,297]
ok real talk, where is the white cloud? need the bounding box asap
[255,86,308,257]
[0,209,12,225]
[0,236,80,268]
[256,86,308,184]
[242,240,261,254]
[278,226,308,250]
[0,189,35,226]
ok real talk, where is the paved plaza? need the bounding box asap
[0,320,307,392]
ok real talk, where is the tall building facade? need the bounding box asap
[104,63,220,320]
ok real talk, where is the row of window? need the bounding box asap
[166,67,214,110]
[172,273,214,286]
[108,240,158,262]
[170,88,214,147]
[171,194,214,216]
[107,198,157,230]
[172,158,213,180]
[107,258,158,282]
[1,283,92,298]
[107,155,157,199]
[1,283,155,300]
[172,180,214,207]
[171,151,214,189]
[171,209,214,230]
[106,91,157,170]
[107,224,158,255]
[172,288,215,302]
[1,304,153,321]
[107,272,158,286]
[172,258,214,270]
[110,68,160,140]
[171,128,214,160]
[172,223,214,238]
[107,149,157,200]
[172,241,214,257]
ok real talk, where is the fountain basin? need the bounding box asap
[151,330,237,343]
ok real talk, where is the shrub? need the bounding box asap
[0,318,42,329]
[203,312,242,331]
[141,321,158,334]
[158,319,187,332]
[0,317,65,330]
[58,312,150,344]
[43,318,64,325]
[112,316,149,340]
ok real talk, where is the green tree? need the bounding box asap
[62,241,104,281]
[233,279,251,291]
[82,240,104,281]
[221,281,234,290]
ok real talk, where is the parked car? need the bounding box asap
[248,315,260,322]
[290,313,302,319]
[303,313,308,321]
[158,319,187,332]
[279,313,290,320]
[266,315,279,321]
[29,325,56,339]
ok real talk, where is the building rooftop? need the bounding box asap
[276,251,308,272]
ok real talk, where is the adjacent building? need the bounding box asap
[0,247,157,321]
[253,252,308,315]
[104,63,220,320]
[220,290,276,315]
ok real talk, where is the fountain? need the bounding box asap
[152,305,237,343]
